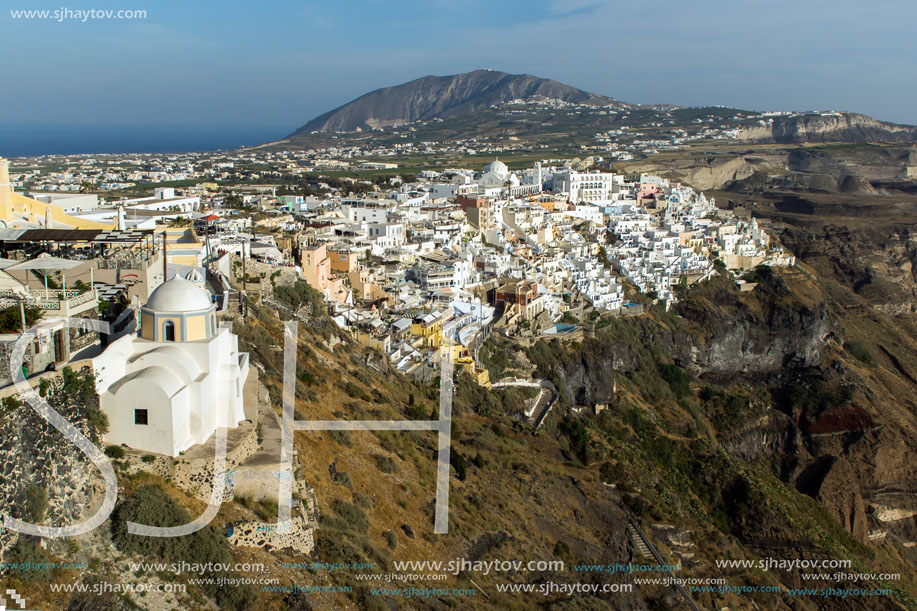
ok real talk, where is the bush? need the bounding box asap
[329,430,353,448]
[741,264,772,284]
[332,499,368,533]
[599,461,626,485]
[4,536,50,581]
[559,415,591,463]
[353,493,373,509]
[60,367,108,437]
[274,280,326,316]
[329,461,353,489]
[112,485,226,562]
[0,305,42,334]
[26,485,48,523]
[658,363,691,398]
[382,530,397,549]
[450,452,467,481]
[1,395,22,414]
[255,498,278,521]
[405,401,427,420]
[111,485,255,609]
[104,445,125,459]
[372,454,398,474]
[844,339,876,366]
[297,366,317,386]
[344,381,368,401]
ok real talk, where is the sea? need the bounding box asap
[0,123,293,157]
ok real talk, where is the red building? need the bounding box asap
[494,280,538,307]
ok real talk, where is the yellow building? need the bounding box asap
[300,242,330,292]
[450,346,490,387]
[0,157,114,230]
[411,312,444,348]
[347,270,392,304]
[328,248,357,273]
[354,329,391,354]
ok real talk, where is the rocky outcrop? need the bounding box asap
[676,274,832,375]
[553,339,636,406]
[796,456,869,544]
[781,225,917,313]
[702,306,830,375]
[0,369,104,557]
[619,144,917,194]
[737,113,917,144]
[720,412,799,462]
[626,154,767,191]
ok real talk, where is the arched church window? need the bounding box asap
[164,321,176,342]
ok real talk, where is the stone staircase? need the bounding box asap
[627,523,653,559]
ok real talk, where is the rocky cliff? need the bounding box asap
[738,113,917,144]
[0,368,104,558]
[676,271,832,374]
[617,144,917,194]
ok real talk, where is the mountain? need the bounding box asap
[273,72,916,151]
[289,69,624,135]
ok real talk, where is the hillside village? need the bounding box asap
[5,0,917,602]
[0,135,825,608]
[0,149,796,607]
[0,153,793,396]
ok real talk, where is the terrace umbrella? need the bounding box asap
[7,256,83,298]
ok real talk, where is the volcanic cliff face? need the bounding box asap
[542,262,917,555]
[779,225,917,314]
[289,69,622,134]
[677,274,832,375]
[737,113,917,144]
[618,145,917,194]
[548,272,832,407]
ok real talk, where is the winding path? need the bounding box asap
[492,378,559,429]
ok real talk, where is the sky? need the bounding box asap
[2,0,916,134]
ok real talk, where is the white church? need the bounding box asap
[92,273,249,456]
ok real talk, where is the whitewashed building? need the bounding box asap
[92,275,249,456]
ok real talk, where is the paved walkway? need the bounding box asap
[183,368,260,461]
[240,374,284,468]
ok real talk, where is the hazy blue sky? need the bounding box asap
[3,0,916,132]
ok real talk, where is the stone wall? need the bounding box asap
[0,368,103,557]
[122,424,260,501]
[227,511,315,555]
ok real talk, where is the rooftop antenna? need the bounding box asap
[162,231,168,283]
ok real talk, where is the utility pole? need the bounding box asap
[205,223,212,274]
[162,232,168,284]
[242,235,247,318]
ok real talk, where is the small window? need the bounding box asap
[163,321,176,342]
[134,409,148,425]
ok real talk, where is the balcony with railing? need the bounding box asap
[95,248,162,271]
[0,288,99,317]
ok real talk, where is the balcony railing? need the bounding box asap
[0,289,98,313]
